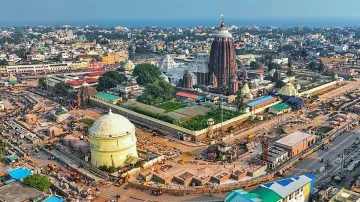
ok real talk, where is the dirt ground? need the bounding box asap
[320,80,360,101]
[136,128,206,154]
[68,109,102,120]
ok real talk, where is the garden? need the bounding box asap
[157,101,186,112]
[179,109,242,131]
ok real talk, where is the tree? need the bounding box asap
[268,62,281,71]
[117,66,126,72]
[235,90,246,113]
[250,61,262,70]
[275,80,285,88]
[53,81,71,96]
[264,55,273,65]
[318,60,325,72]
[23,174,51,191]
[281,44,295,53]
[307,61,317,71]
[0,140,7,160]
[137,79,174,105]
[236,59,242,67]
[97,71,127,91]
[38,77,47,89]
[132,63,161,85]
[0,59,8,65]
[286,69,295,76]
[299,49,308,60]
[287,59,293,69]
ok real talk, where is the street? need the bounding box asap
[284,127,360,181]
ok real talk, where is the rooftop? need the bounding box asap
[176,91,200,99]
[66,78,98,86]
[275,131,314,147]
[86,71,107,77]
[329,188,360,202]
[95,92,120,101]
[0,181,43,202]
[270,103,292,111]
[225,174,315,202]
[247,95,275,107]
[8,167,32,180]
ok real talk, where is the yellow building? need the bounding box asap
[101,51,129,65]
[89,109,138,168]
[0,100,4,111]
[157,44,164,51]
[0,66,6,74]
[321,56,348,64]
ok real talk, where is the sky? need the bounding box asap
[1,0,360,26]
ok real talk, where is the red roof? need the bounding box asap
[67,78,98,86]
[176,91,200,99]
[251,68,264,73]
[86,71,107,77]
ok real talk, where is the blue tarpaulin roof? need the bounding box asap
[8,168,32,180]
[43,195,64,202]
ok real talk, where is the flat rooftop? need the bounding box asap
[247,95,274,107]
[0,181,43,202]
[95,92,120,101]
[275,131,314,147]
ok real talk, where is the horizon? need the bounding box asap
[2,17,360,28]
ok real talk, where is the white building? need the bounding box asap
[5,63,69,74]
[159,55,179,73]
[266,146,288,169]
[188,50,209,74]
[7,54,21,63]
[115,83,140,94]
[61,52,71,60]
[334,45,349,53]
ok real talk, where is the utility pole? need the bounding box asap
[221,93,223,135]
[220,85,227,135]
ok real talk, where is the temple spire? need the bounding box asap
[220,14,226,30]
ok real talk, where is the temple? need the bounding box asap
[208,20,237,89]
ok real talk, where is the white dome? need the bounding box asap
[216,30,233,38]
[89,109,135,138]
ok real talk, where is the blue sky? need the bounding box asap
[1,0,360,23]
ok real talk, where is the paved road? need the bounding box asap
[284,127,360,178]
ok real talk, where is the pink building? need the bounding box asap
[88,62,104,70]
[326,65,358,77]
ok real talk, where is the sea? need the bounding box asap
[1,18,360,28]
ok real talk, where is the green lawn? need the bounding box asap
[317,126,333,134]
[180,109,241,131]
[157,102,185,112]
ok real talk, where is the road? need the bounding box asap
[284,127,360,178]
